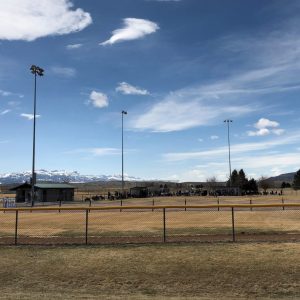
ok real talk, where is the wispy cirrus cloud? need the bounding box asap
[51,66,77,78]
[66,43,82,50]
[100,18,159,46]
[0,89,23,98]
[0,109,11,115]
[163,131,300,161]
[146,0,181,1]
[130,96,254,132]
[210,135,219,140]
[177,150,300,182]
[116,82,150,95]
[0,0,92,41]
[20,113,41,120]
[130,23,300,132]
[88,91,109,108]
[67,148,120,156]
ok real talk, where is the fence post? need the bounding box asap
[163,208,166,243]
[85,209,89,245]
[282,198,285,210]
[152,199,154,212]
[184,198,187,211]
[250,199,252,211]
[15,210,19,245]
[217,198,220,211]
[231,207,235,242]
[120,199,123,212]
[59,199,62,213]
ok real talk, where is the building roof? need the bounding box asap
[10,182,31,191]
[10,183,75,190]
[35,183,75,189]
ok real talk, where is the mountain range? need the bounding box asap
[0,170,141,184]
[0,169,296,185]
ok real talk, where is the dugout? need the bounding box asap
[11,182,75,202]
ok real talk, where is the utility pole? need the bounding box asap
[224,119,233,188]
[121,110,127,198]
[30,65,44,206]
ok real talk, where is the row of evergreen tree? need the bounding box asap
[227,168,300,192]
[226,169,258,194]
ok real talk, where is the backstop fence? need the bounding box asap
[0,204,299,245]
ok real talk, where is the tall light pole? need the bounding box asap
[224,119,233,188]
[121,110,127,198]
[30,65,44,206]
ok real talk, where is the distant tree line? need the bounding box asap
[293,169,300,190]
[280,169,300,190]
[227,169,258,194]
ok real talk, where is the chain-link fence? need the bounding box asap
[0,204,299,245]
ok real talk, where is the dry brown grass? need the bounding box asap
[0,209,299,238]
[0,243,299,299]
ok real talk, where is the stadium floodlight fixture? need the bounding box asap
[30,65,44,206]
[30,65,44,76]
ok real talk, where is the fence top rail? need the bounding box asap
[0,203,300,212]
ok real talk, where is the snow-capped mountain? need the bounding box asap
[0,169,142,184]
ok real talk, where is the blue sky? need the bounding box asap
[1,0,300,182]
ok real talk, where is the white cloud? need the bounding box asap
[8,101,21,107]
[0,109,11,115]
[254,118,279,129]
[67,148,120,156]
[247,128,270,136]
[0,89,24,98]
[0,0,92,41]
[88,91,109,108]
[198,138,203,142]
[66,43,82,49]
[210,135,219,140]
[247,118,284,137]
[0,89,11,96]
[20,113,41,120]
[51,66,76,77]
[273,128,285,135]
[116,82,149,95]
[100,18,159,46]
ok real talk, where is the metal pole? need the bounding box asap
[184,198,186,211]
[31,72,37,207]
[122,111,128,199]
[282,197,285,210]
[30,65,44,207]
[231,207,235,242]
[15,210,19,245]
[85,209,89,245]
[224,120,233,189]
[163,208,166,243]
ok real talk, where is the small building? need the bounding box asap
[11,182,75,202]
[130,187,148,198]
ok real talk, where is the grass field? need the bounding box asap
[0,243,299,299]
[0,208,299,241]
